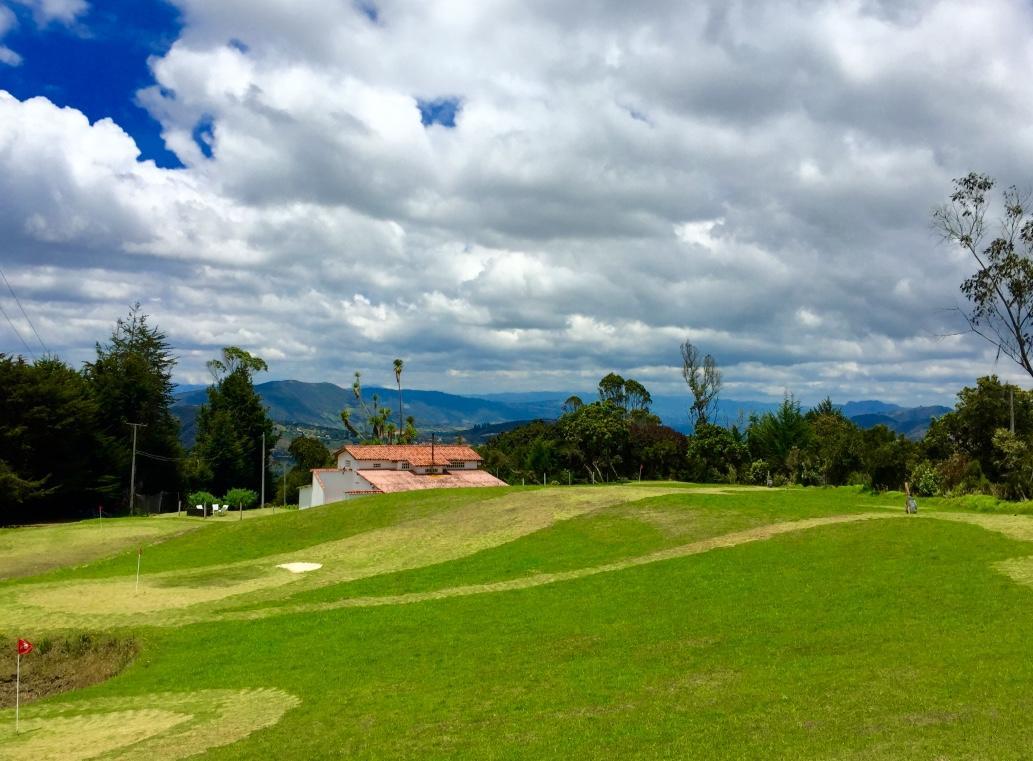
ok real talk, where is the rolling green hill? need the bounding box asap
[4,485,1033,758]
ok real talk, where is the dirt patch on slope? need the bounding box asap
[0,632,137,708]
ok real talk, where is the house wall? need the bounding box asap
[306,470,362,508]
[319,471,351,504]
[353,458,399,470]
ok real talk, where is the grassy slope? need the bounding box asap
[4,485,1033,759]
[36,488,508,583]
[255,489,875,608]
[0,517,200,580]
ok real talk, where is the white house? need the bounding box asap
[298,443,506,508]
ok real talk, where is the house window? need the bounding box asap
[401,461,410,469]
[450,460,465,468]
[373,463,381,468]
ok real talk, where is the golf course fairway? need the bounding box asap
[3,484,1033,759]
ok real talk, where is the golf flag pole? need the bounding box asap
[16,639,32,732]
[136,545,142,593]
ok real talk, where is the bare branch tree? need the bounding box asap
[681,339,722,428]
[934,173,1033,378]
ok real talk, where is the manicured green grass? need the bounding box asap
[261,488,878,608]
[40,488,509,581]
[3,484,1033,759]
[0,516,200,581]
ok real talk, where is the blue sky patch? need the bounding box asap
[355,1,379,24]
[191,114,215,159]
[0,0,184,168]
[417,97,461,128]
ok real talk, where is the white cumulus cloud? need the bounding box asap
[3,0,1033,404]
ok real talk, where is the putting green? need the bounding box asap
[0,688,299,760]
[0,519,198,580]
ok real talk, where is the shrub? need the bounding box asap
[188,490,217,507]
[223,488,259,508]
[956,460,992,495]
[937,453,971,493]
[847,471,871,489]
[746,460,770,485]
[910,461,942,497]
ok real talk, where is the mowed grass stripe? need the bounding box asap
[34,488,511,582]
[219,512,897,619]
[135,516,1033,760]
[0,517,201,581]
[0,486,688,630]
[6,489,1033,758]
[270,489,880,607]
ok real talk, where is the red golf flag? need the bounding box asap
[17,639,32,655]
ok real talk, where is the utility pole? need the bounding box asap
[127,422,147,515]
[282,462,287,508]
[260,432,266,509]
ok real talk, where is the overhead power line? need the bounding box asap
[0,268,48,355]
[0,298,35,360]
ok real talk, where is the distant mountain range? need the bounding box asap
[172,380,952,446]
[844,403,951,439]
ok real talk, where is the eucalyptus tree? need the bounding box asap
[935,173,1033,378]
[562,395,584,414]
[681,340,722,428]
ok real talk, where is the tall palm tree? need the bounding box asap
[393,358,405,436]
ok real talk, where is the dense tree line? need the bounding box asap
[479,370,1033,499]
[480,373,688,484]
[0,307,280,524]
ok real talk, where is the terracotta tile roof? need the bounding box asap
[358,469,507,494]
[334,444,483,467]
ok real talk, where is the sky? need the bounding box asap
[1,0,1033,404]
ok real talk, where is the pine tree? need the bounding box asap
[84,304,181,502]
[1,354,115,522]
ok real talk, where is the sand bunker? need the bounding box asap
[0,688,299,761]
[278,562,322,573]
